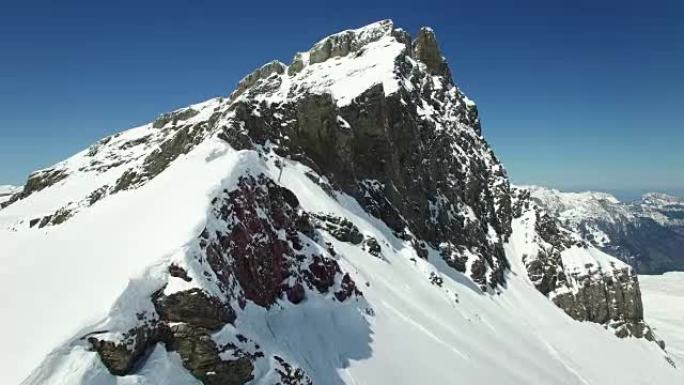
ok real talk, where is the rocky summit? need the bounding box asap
[1,20,682,385]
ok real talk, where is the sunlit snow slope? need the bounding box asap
[10,147,682,385]
[640,272,684,367]
[0,20,680,385]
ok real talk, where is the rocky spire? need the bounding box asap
[413,27,451,79]
[308,19,394,64]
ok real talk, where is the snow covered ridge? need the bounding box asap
[1,18,505,291]
[2,20,682,384]
[0,97,223,229]
[525,185,684,274]
[0,184,21,204]
[511,187,665,344]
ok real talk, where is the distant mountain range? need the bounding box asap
[526,186,684,274]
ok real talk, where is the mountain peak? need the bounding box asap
[4,21,680,385]
[640,192,683,205]
[308,19,395,62]
[413,26,450,78]
[229,20,461,109]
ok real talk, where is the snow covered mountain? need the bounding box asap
[1,20,681,385]
[0,184,21,204]
[526,185,684,274]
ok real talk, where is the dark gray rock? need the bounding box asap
[113,123,211,192]
[2,168,68,208]
[273,355,312,385]
[168,324,254,385]
[168,264,192,282]
[91,287,252,383]
[312,213,364,244]
[152,288,235,330]
[362,237,382,257]
[222,44,512,290]
[88,324,173,376]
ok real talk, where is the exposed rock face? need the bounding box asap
[551,270,654,340]
[230,60,287,101]
[512,187,661,344]
[1,98,223,229]
[89,173,360,383]
[413,27,451,78]
[152,107,200,129]
[89,292,254,384]
[202,173,360,307]
[152,288,236,329]
[88,325,172,375]
[527,186,684,274]
[26,207,74,229]
[222,22,511,290]
[167,324,254,385]
[11,20,674,385]
[114,119,217,192]
[311,213,364,244]
[308,19,394,64]
[1,169,67,208]
[168,263,192,282]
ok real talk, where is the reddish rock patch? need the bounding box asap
[200,173,360,308]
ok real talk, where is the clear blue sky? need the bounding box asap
[1,0,682,198]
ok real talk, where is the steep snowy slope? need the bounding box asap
[526,185,684,273]
[1,20,680,385]
[640,272,684,367]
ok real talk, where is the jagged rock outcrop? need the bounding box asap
[114,119,219,192]
[88,291,255,384]
[223,21,511,290]
[512,187,662,344]
[86,172,359,383]
[1,169,67,208]
[413,27,451,78]
[152,288,236,329]
[165,324,254,385]
[152,107,200,129]
[308,19,394,64]
[202,173,360,307]
[230,60,287,101]
[7,20,679,385]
